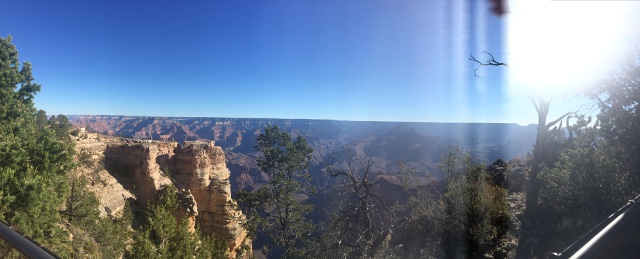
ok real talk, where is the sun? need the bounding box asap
[506,1,635,98]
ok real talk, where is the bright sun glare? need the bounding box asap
[507,1,635,98]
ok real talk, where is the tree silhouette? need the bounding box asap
[324,147,393,258]
[468,52,575,210]
[469,51,508,77]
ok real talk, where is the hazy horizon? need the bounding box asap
[67,114,540,126]
[3,1,639,125]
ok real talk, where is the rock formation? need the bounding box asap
[93,137,250,257]
[74,137,135,218]
[104,141,174,204]
[172,141,250,257]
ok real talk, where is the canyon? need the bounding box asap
[70,115,537,192]
[70,116,537,258]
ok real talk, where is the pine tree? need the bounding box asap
[125,186,229,258]
[593,50,640,184]
[237,125,316,257]
[0,35,75,257]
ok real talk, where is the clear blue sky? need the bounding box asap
[4,1,632,124]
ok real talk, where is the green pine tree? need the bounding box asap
[237,125,316,257]
[0,35,76,257]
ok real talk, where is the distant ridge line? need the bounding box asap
[66,115,533,125]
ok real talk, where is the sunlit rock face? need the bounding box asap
[74,137,136,218]
[99,138,250,258]
[103,141,174,205]
[173,141,250,258]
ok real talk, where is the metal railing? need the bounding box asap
[551,194,640,258]
[0,219,58,259]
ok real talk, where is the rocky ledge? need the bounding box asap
[76,136,251,258]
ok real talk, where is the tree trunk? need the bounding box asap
[526,98,550,211]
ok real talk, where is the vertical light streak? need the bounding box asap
[473,0,487,93]
[449,0,469,122]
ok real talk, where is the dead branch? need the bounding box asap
[469,51,508,77]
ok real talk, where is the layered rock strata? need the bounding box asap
[173,141,250,257]
[101,138,250,258]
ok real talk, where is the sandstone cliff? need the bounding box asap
[172,141,250,256]
[77,136,250,257]
[74,137,135,218]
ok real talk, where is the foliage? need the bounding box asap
[536,126,632,249]
[0,35,76,257]
[92,204,134,258]
[58,171,133,258]
[126,228,157,258]
[62,175,100,224]
[76,148,107,187]
[517,49,640,255]
[125,185,228,258]
[237,125,316,257]
[198,235,232,259]
[69,201,133,258]
[0,35,135,258]
[323,147,394,258]
[70,128,81,137]
[439,146,510,257]
[398,162,444,257]
[129,185,184,257]
[592,50,640,184]
[48,114,73,144]
[509,50,640,256]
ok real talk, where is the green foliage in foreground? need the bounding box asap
[0,35,76,257]
[593,50,640,185]
[0,35,228,258]
[237,125,316,257]
[532,123,633,252]
[439,146,510,257]
[125,185,228,259]
[67,176,133,258]
[397,146,510,258]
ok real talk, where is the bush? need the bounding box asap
[397,147,511,258]
[439,147,511,257]
[71,128,80,137]
[536,127,632,249]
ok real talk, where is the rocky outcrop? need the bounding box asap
[173,141,250,257]
[506,158,529,193]
[98,137,250,258]
[74,137,135,217]
[104,141,174,204]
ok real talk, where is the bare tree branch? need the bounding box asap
[323,146,394,257]
[469,51,508,77]
[545,112,571,130]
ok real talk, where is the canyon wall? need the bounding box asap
[104,141,174,204]
[172,141,249,255]
[100,138,250,257]
[70,116,539,191]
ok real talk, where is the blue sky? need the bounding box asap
[2,1,636,123]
